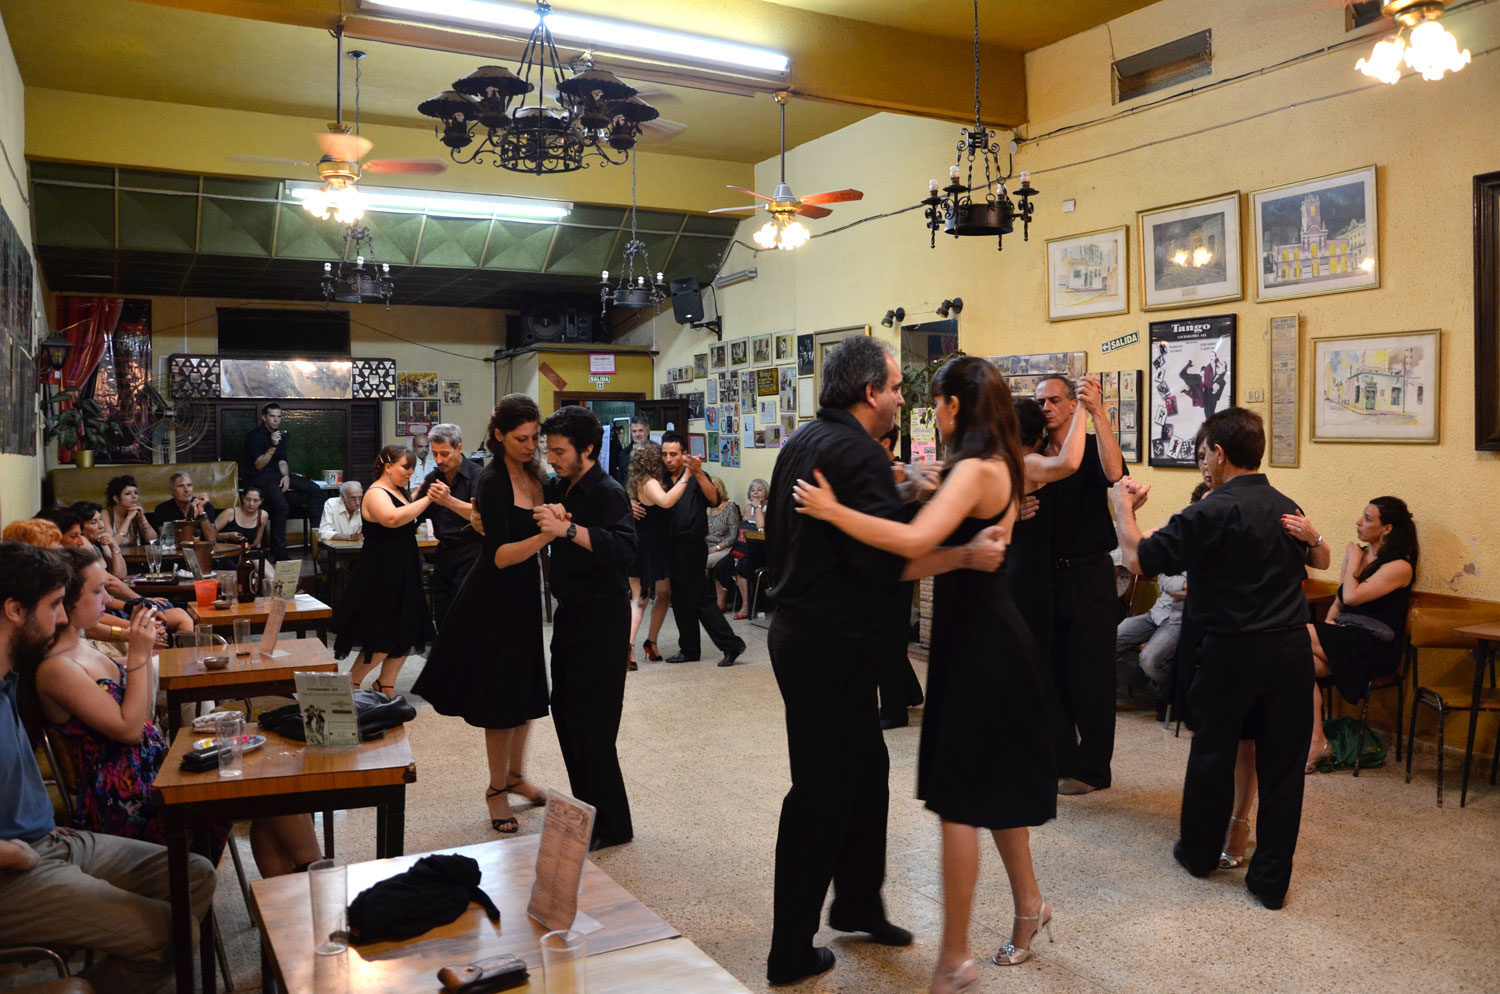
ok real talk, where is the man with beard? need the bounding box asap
[415,423,483,629]
[0,541,216,993]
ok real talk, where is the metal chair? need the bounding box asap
[1402,597,1500,806]
[0,946,92,992]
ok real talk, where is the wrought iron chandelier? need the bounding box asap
[321,225,394,309]
[922,0,1038,251]
[600,156,668,315]
[417,2,658,174]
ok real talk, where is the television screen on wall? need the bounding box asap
[217,308,351,357]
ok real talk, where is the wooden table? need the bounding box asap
[120,541,244,566]
[1449,621,1500,807]
[322,537,438,604]
[188,594,333,642]
[250,835,750,994]
[156,637,339,735]
[153,723,416,994]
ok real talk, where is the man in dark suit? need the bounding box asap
[414,423,482,630]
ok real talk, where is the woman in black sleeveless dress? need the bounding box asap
[330,445,438,694]
[625,441,690,666]
[793,357,1064,994]
[413,395,554,833]
[1304,496,1417,769]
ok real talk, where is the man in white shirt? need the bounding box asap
[318,481,364,542]
[409,433,437,489]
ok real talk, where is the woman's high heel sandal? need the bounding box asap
[992,899,1053,966]
[507,772,547,807]
[485,785,518,834]
[1305,743,1333,773]
[931,959,980,994]
[1220,815,1251,870]
[642,639,662,662]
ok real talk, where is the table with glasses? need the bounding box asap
[153,722,416,994]
[156,637,340,735]
[249,834,751,994]
[188,594,333,641]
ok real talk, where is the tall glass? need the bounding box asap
[541,929,587,994]
[215,711,244,778]
[216,570,237,603]
[233,618,253,656]
[145,540,162,574]
[308,859,349,955]
[195,623,215,655]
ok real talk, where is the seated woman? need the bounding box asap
[705,475,741,581]
[214,485,272,580]
[714,478,769,620]
[103,474,158,545]
[71,500,129,578]
[1302,496,1417,771]
[31,545,321,876]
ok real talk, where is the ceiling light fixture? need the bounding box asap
[922,0,1038,251]
[365,0,790,74]
[304,31,371,225]
[600,155,669,315]
[321,225,395,309]
[286,182,570,222]
[1356,0,1470,84]
[416,3,662,174]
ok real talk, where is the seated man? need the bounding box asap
[0,541,216,994]
[1115,570,1186,697]
[318,480,365,542]
[150,471,218,542]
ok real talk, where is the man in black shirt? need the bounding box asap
[1033,375,1122,795]
[414,423,482,630]
[659,431,746,666]
[1114,407,1321,909]
[242,402,323,562]
[764,338,1008,986]
[533,405,637,850]
[151,471,217,541]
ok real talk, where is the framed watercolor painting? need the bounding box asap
[1137,192,1242,311]
[1252,165,1378,303]
[1045,226,1128,321]
[1310,329,1439,443]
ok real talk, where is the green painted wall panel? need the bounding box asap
[118,190,196,253]
[483,221,557,272]
[199,198,277,257]
[32,185,113,247]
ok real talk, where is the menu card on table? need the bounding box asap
[294,671,359,746]
[272,559,301,600]
[527,790,598,933]
[259,597,288,658]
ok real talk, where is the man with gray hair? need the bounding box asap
[415,423,482,629]
[151,470,218,541]
[318,480,365,542]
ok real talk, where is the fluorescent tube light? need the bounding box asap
[286,182,571,222]
[363,0,791,74]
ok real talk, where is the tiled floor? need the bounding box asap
[203,612,1499,994]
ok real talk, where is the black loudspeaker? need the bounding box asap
[670,276,703,325]
[507,307,595,347]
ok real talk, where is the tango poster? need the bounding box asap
[1147,314,1236,468]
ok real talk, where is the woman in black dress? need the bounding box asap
[794,357,1061,994]
[1301,495,1417,769]
[625,441,690,665]
[332,445,441,694]
[413,395,554,832]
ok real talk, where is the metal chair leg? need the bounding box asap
[213,916,235,992]
[1436,703,1446,808]
[1394,681,1404,761]
[1405,694,1421,783]
[1355,689,1371,777]
[226,830,255,926]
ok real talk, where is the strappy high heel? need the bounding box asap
[627,643,638,671]
[485,785,518,834]
[642,639,662,662]
[931,958,979,994]
[507,772,546,807]
[370,680,394,697]
[992,898,1052,966]
[1220,815,1251,869]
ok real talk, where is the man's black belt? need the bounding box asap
[1053,551,1112,570]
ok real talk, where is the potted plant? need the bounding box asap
[45,389,126,468]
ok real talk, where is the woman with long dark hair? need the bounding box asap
[330,445,441,693]
[413,395,552,833]
[1301,495,1417,770]
[625,441,690,666]
[793,356,1061,994]
[103,475,157,544]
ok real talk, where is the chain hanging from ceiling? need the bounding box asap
[601,154,668,315]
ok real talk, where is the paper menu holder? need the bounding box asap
[527,790,602,935]
[258,598,289,658]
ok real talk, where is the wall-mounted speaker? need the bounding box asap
[670,276,703,325]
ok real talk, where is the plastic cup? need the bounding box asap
[233,619,253,656]
[308,859,349,955]
[215,712,244,778]
[541,929,587,994]
[194,579,217,607]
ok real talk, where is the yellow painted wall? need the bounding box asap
[0,10,43,525]
[528,348,654,414]
[647,0,1500,743]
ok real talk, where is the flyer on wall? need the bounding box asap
[1147,314,1236,467]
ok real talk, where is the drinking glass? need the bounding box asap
[216,570,237,603]
[233,618,253,656]
[145,541,162,574]
[215,711,244,778]
[195,623,215,654]
[308,859,349,955]
[541,929,587,994]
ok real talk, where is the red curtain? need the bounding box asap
[53,296,123,459]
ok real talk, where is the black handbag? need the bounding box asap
[347,853,500,944]
[258,689,416,742]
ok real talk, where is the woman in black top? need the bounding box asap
[1302,496,1417,770]
[625,442,690,665]
[213,485,269,547]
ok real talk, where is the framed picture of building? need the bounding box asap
[1253,165,1378,303]
[1137,192,1242,311]
[1310,329,1440,443]
[1148,315,1236,467]
[1045,226,1128,321]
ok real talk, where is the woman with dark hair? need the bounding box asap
[330,445,441,693]
[414,395,552,833]
[103,475,156,544]
[213,485,269,548]
[71,501,127,578]
[794,356,1061,993]
[1300,495,1417,770]
[625,441,690,666]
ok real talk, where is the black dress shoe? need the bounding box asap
[879,715,908,730]
[1246,878,1286,910]
[589,835,632,852]
[826,915,913,946]
[717,644,745,667]
[1172,840,1214,878]
[664,652,698,663]
[767,947,835,986]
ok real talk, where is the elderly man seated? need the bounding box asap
[318,481,365,542]
[0,541,217,994]
[1115,570,1186,698]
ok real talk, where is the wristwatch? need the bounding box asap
[566,522,578,541]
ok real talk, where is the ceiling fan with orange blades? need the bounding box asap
[707,92,862,250]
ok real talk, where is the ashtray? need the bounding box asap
[201,654,232,670]
[211,599,233,610]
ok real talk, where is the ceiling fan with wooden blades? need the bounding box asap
[707,92,862,250]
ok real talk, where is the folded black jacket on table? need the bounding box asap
[347,853,500,944]
[257,688,416,742]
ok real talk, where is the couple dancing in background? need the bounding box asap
[766,339,1074,993]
